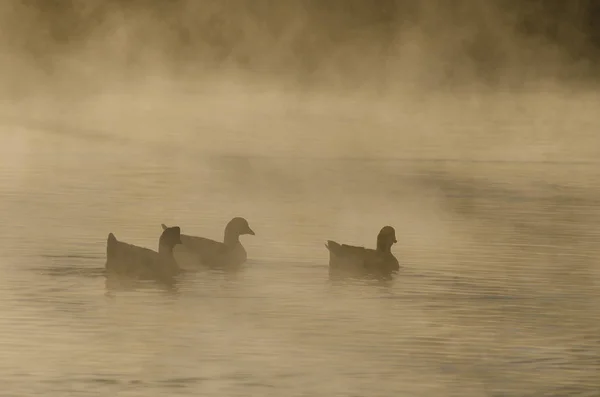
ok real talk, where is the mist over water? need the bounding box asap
[1,2,600,396]
[2,1,600,160]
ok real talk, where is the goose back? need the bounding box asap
[162,218,253,270]
[105,227,182,283]
[326,226,400,280]
[181,234,246,269]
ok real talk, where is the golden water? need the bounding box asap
[0,91,599,396]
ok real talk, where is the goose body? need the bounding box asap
[162,217,254,271]
[326,226,400,280]
[105,226,182,283]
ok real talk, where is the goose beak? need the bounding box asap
[247,227,255,236]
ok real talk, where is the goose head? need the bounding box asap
[159,226,183,250]
[224,217,255,244]
[376,226,397,253]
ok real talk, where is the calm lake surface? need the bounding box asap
[0,94,599,396]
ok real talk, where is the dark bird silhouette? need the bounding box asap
[326,226,400,280]
[161,217,255,271]
[105,226,182,284]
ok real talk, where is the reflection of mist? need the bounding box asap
[0,132,33,192]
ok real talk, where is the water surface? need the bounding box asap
[0,113,599,396]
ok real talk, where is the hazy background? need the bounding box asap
[2,0,600,89]
[1,1,600,161]
[1,2,600,396]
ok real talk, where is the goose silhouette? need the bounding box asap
[105,226,182,283]
[326,226,400,280]
[161,217,254,271]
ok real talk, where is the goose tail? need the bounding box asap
[107,233,118,259]
[325,240,343,255]
[161,223,168,231]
